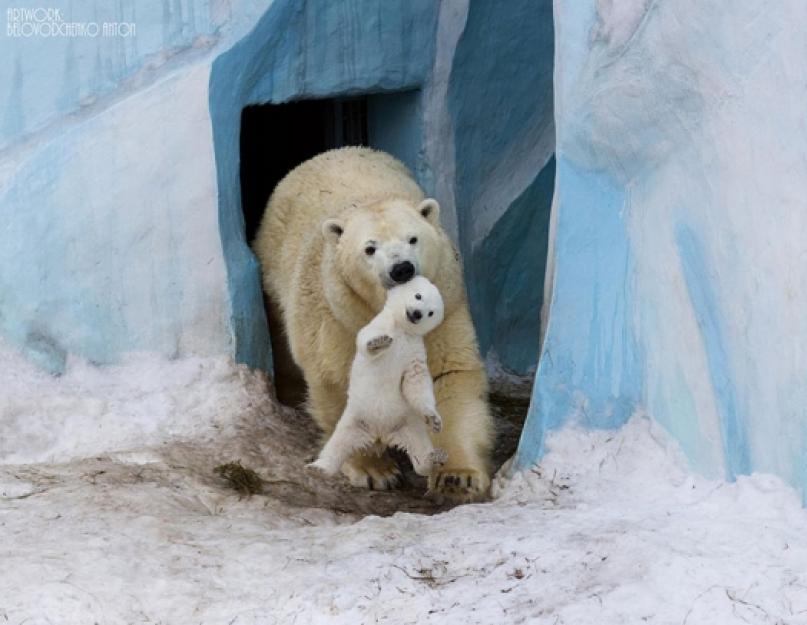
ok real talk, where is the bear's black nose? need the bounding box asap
[412,309,423,320]
[390,261,415,284]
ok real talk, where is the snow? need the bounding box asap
[2,339,807,624]
[0,336,255,465]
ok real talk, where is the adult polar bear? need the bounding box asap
[254,147,492,501]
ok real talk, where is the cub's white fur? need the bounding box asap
[309,276,447,479]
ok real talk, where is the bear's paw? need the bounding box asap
[341,452,402,490]
[429,467,490,503]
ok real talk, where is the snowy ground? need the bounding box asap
[2,343,807,624]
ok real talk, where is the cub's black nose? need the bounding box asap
[412,309,423,320]
[390,261,415,284]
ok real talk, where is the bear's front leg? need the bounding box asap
[429,368,493,502]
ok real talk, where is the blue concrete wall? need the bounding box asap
[516,158,644,465]
[470,159,555,374]
[367,90,423,182]
[0,0,220,150]
[0,1,259,373]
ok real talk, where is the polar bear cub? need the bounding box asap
[309,275,448,479]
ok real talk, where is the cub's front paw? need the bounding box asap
[366,334,393,355]
[424,412,443,433]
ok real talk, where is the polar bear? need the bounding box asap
[309,276,448,480]
[253,147,492,502]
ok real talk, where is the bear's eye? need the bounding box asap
[409,237,418,245]
[428,311,434,317]
[415,294,422,300]
[365,246,376,256]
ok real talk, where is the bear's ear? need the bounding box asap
[322,218,344,244]
[417,198,440,225]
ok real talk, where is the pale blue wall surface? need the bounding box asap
[0,0,218,150]
[0,1,273,373]
[516,157,643,464]
[516,0,807,504]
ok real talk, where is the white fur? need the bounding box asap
[309,277,447,478]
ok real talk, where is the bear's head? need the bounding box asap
[321,198,442,303]
[386,275,444,336]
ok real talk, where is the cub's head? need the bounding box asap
[386,275,444,336]
[321,198,442,297]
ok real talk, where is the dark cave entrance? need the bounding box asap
[239,98,370,246]
[239,96,369,407]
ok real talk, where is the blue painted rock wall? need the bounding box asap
[516,0,807,502]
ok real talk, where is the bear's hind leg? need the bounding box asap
[306,378,347,438]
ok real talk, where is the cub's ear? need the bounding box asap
[417,198,440,225]
[322,218,344,244]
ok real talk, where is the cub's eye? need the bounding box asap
[409,237,418,245]
[428,311,434,317]
[365,246,376,256]
[415,294,422,300]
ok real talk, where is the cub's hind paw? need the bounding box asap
[366,334,393,355]
[424,412,443,433]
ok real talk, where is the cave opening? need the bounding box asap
[239,96,368,407]
[239,92,420,406]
